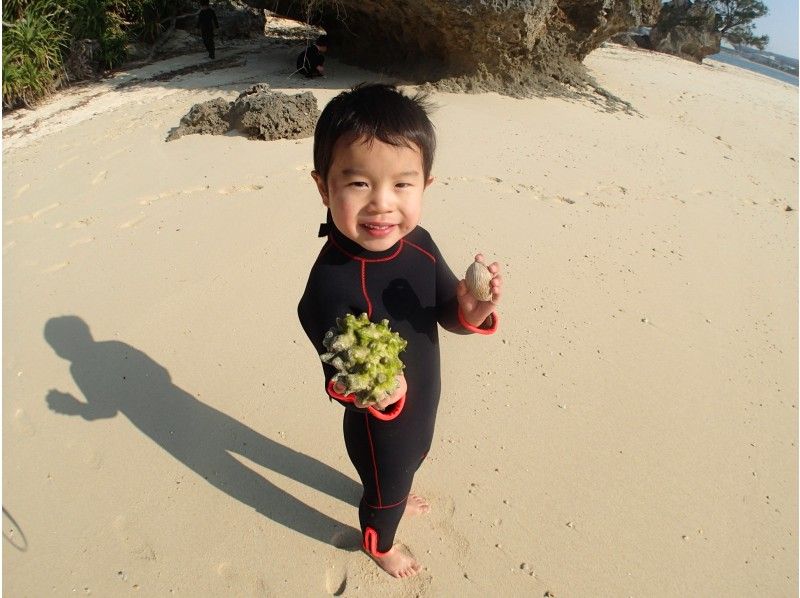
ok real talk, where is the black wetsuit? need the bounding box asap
[296,45,324,77]
[197,7,218,58]
[297,219,497,554]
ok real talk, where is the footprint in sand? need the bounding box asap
[104,147,127,160]
[138,191,172,206]
[138,186,211,205]
[216,562,236,581]
[14,183,30,199]
[218,184,264,195]
[32,203,60,219]
[113,515,157,562]
[512,183,541,198]
[5,202,60,225]
[43,262,69,273]
[71,217,94,228]
[14,408,36,437]
[138,194,158,206]
[181,184,211,195]
[324,564,347,596]
[70,237,94,247]
[91,170,107,185]
[57,155,79,170]
[330,528,361,550]
[120,215,146,229]
[83,447,103,470]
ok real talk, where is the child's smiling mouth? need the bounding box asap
[361,223,396,237]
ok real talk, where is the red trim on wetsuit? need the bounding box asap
[363,527,390,557]
[359,260,373,318]
[326,380,406,420]
[364,496,408,510]
[327,234,403,263]
[402,238,436,263]
[457,308,499,335]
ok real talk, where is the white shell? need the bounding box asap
[465,261,493,301]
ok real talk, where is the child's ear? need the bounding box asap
[424,176,435,189]
[311,171,329,206]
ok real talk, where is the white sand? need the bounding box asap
[3,39,797,596]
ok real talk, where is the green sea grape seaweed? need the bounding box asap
[321,313,407,406]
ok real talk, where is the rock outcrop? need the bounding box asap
[166,84,319,141]
[248,0,661,96]
[649,0,720,63]
[166,98,232,141]
[227,83,319,140]
[193,0,266,39]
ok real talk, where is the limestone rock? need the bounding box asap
[227,84,319,140]
[165,84,319,142]
[611,30,653,49]
[182,0,266,39]
[649,0,721,63]
[240,0,661,95]
[611,32,639,48]
[166,98,233,141]
[158,29,203,56]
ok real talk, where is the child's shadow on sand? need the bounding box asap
[43,315,361,548]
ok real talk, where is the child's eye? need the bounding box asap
[395,182,412,189]
[349,181,368,188]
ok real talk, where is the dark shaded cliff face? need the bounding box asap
[253,0,660,95]
[649,0,721,64]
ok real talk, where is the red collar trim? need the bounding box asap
[328,234,404,263]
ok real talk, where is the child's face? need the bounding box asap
[313,137,433,252]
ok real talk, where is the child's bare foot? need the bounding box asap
[404,493,431,516]
[368,545,422,578]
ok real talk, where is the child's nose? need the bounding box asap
[368,185,394,211]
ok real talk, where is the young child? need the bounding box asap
[297,83,502,578]
[296,34,328,78]
[197,0,219,59]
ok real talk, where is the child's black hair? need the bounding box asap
[313,83,436,181]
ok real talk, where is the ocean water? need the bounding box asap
[708,52,799,87]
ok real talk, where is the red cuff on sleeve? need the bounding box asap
[326,380,405,421]
[457,308,499,335]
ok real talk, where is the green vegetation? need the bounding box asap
[654,0,769,53]
[3,0,70,108]
[2,0,192,109]
[710,0,768,50]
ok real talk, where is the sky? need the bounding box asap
[754,0,798,58]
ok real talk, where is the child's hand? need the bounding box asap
[353,374,407,411]
[456,254,503,328]
[333,374,407,411]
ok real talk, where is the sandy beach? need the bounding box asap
[2,37,797,596]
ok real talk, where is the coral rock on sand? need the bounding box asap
[166,98,232,141]
[166,84,319,142]
[226,84,319,140]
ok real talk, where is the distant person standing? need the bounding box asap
[296,35,328,78]
[197,0,219,59]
